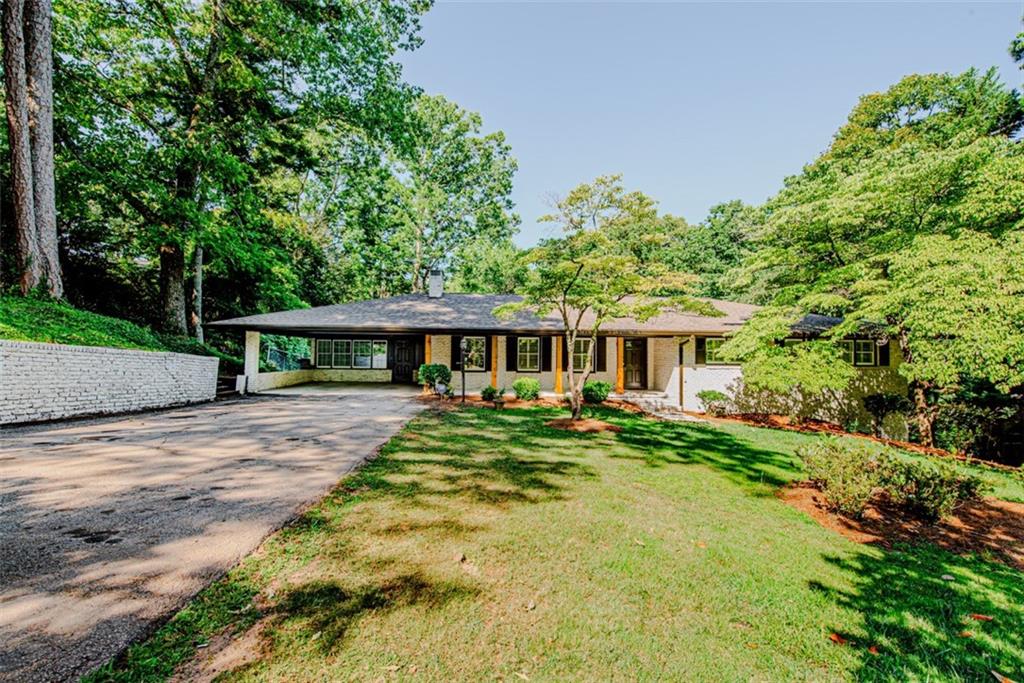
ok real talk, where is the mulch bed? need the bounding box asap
[693,412,1019,473]
[543,418,622,433]
[780,483,1024,571]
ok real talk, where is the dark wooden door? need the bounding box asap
[392,339,417,383]
[624,338,646,389]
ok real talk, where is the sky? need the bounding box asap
[398,1,1023,247]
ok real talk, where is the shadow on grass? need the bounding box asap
[811,545,1024,681]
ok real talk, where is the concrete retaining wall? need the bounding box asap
[0,340,219,425]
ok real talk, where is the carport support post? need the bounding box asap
[243,330,260,393]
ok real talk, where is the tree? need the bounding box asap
[723,70,1024,446]
[449,237,526,294]
[56,0,425,333]
[1011,21,1023,67]
[662,200,760,300]
[497,175,711,420]
[2,0,62,297]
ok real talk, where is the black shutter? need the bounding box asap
[451,335,462,370]
[596,338,607,372]
[506,336,518,371]
[561,337,569,369]
[484,335,493,372]
[696,337,707,365]
[541,337,552,371]
[878,341,890,367]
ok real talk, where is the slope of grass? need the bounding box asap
[0,295,240,371]
[89,406,1023,682]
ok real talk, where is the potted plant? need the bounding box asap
[481,385,506,409]
[418,363,452,397]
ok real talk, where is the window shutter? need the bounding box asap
[506,336,517,371]
[695,337,707,365]
[878,341,890,367]
[541,337,552,372]
[484,336,493,371]
[451,335,462,370]
[561,338,569,369]
[596,338,607,372]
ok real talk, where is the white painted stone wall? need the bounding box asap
[247,368,392,393]
[0,340,218,425]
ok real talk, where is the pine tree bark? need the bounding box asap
[159,244,188,335]
[2,0,42,293]
[24,0,61,297]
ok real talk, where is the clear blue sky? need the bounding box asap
[399,2,1022,247]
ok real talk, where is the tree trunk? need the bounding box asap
[411,224,424,292]
[159,244,188,335]
[192,244,203,343]
[2,0,42,293]
[24,0,60,297]
[910,381,935,448]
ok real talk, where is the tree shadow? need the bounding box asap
[812,545,1024,680]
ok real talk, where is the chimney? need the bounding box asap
[428,269,444,298]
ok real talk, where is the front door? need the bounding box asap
[624,338,646,389]
[392,339,417,383]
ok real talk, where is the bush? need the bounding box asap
[582,380,612,404]
[696,389,731,416]
[512,377,541,400]
[481,385,504,401]
[797,438,884,517]
[418,363,451,389]
[862,393,912,437]
[879,458,988,521]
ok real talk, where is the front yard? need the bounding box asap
[93,405,1023,682]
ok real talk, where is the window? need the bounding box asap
[372,340,388,369]
[332,340,352,368]
[464,336,486,371]
[839,340,854,365]
[353,340,372,368]
[517,337,540,372]
[572,338,592,371]
[854,340,876,366]
[705,337,727,364]
[316,340,333,368]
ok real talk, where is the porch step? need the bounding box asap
[617,392,705,423]
[216,376,239,399]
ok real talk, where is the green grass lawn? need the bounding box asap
[90,406,1023,682]
[0,296,241,371]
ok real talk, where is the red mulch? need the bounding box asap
[692,412,1019,473]
[780,483,1024,571]
[544,418,622,433]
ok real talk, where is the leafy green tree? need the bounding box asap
[498,175,711,420]
[663,200,760,299]
[724,70,1024,446]
[52,0,426,333]
[448,237,526,293]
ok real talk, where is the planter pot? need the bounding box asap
[435,382,447,396]
[492,398,506,410]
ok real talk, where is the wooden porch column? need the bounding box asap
[615,337,625,394]
[491,335,499,388]
[554,336,563,395]
[424,334,432,363]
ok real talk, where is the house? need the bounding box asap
[209,271,908,433]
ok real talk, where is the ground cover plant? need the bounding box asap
[89,405,1023,682]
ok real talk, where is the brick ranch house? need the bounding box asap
[209,273,908,435]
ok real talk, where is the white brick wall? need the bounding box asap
[0,340,219,425]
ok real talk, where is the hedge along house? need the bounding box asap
[209,271,908,434]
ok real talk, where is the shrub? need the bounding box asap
[878,457,988,521]
[512,377,541,400]
[418,363,452,389]
[481,385,504,401]
[696,389,731,416]
[582,380,612,404]
[862,393,912,437]
[797,438,884,517]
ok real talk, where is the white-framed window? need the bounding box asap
[464,336,487,371]
[372,340,388,369]
[353,340,372,368]
[316,340,333,368]
[572,338,592,371]
[332,340,352,368]
[705,337,727,364]
[517,337,540,372]
[839,340,854,365]
[854,339,876,366]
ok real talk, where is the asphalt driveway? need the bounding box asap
[0,389,424,682]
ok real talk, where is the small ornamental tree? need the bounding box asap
[496,175,715,420]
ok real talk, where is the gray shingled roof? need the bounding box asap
[208,293,760,336]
